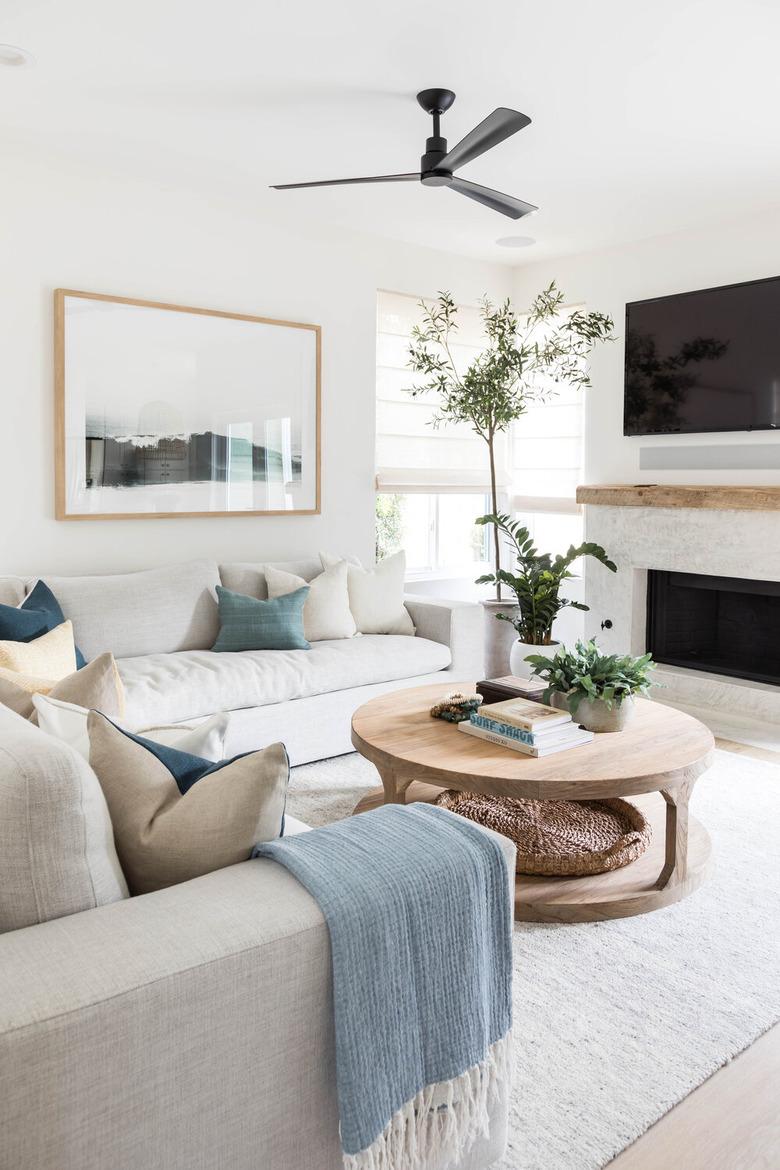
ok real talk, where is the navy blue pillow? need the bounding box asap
[0,580,86,668]
[116,725,253,794]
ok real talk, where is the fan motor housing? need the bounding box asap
[420,134,452,184]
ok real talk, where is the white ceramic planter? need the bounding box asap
[481,600,520,679]
[509,639,559,681]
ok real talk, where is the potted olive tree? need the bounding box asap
[474,512,616,678]
[407,283,614,676]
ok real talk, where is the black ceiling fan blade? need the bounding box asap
[271,173,420,190]
[440,108,531,173]
[449,177,538,219]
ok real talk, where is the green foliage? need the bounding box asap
[405,283,615,596]
[375,494,403,561]
[474,513,616,644]
[524,639,656,715]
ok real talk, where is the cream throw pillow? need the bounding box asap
[0,620,77,678]
[88,711,290,895]
[33,697,232,763]
[265,560,356,641]
[0,651,124,721]
[319,550,415,636]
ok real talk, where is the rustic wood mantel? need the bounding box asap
[576,484,780,511]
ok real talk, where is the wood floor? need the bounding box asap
[607,736,780,1170]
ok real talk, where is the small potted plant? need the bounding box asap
[525,639,656,732]
[475,513,617,678]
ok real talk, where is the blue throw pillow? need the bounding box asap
[212,584,311,652]
[0,580,86,668]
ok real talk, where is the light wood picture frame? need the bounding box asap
[54,289,321,520]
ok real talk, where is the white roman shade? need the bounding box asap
[376,291,509,494]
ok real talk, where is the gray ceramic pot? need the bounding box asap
[550,692,635,733]
[481,600,520,678]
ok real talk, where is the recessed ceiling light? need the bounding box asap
[496,236,536,248]
[0,43,35,68]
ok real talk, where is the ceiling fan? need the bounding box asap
[270,88,537,220]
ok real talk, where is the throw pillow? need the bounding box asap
[265,560,356,642]
[212,584,311,652]
[0,704,128,933]
[33,698,232,763]
[0,620,77,679]
[88,711,290,894]
[319,550,415,636]
[0,651,124,721]
[0,580,87,668]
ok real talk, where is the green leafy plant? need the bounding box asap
[406,282,615,597]
[474,513,616,645]
[525,639,656,715]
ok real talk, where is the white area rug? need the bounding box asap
[288,749,780,1169]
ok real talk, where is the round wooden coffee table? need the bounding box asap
[351,684,715,923]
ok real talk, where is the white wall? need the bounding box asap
[0,154,510,576]
[511,208,780,486]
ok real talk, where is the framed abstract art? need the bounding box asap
[54,289,321,519]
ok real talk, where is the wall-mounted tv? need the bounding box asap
[624,274,780,436]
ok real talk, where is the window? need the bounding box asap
[375,290,585,574]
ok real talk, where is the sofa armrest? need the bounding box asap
[0,828,515,1170]
[404,594,483,680]
[0,859,341,1170]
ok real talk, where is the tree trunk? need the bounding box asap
[487,435,501,601]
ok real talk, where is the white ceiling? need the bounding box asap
[2,0,780,265]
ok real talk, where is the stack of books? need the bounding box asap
[459,696,594,757]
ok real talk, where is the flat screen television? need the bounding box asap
[623,274,780,435]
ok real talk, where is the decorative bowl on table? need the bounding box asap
[429,691,483,724]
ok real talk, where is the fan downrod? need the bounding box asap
[417,88,456,185]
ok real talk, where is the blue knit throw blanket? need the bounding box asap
[254,802,513,1170]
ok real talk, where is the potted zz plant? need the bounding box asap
[525,639,656,733]
[475,513,617,679]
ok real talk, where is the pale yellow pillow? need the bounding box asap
[0,652,124,722]
[0,621,77,680]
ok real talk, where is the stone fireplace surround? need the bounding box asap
[577,486,780,724]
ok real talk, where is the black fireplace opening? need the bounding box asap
[647,569,780,687]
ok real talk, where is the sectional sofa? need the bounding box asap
[0,561,513,1170]
[0,557,483,763]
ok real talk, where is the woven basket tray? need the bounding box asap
[435,790,652,877]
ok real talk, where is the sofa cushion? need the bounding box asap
[40,560,221,662]
[0,576,25,607]
[0,705,128,933]
[219,558,324,600]
[0,651,125,721]
[265,561,356,642]
[320,550,416,636]
[88,711,289,895]
[0,620,77,679]
[118,634,452,727]
[33,697,232,763]
[0,581,87,667]
[212,585,310,652]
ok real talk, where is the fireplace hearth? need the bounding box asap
[647,570,780,687]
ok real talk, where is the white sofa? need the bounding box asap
[0,701,513,1169]
[0,557,483,763]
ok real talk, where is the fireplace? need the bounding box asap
[646,570,780,686]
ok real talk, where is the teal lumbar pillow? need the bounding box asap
[212,584,311,652]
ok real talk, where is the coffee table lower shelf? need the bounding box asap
[352,782,712,924]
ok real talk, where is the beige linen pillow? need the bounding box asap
[0,651,124,721]
[265,560,356,641]
[88,711,290,895]
[0,620,77,678]
[319,550,415,635]
[0,705,128,933]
